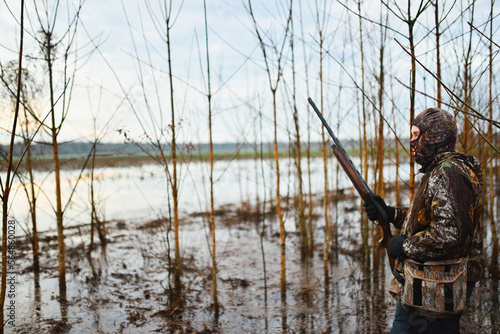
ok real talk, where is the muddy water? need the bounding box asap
[17,208,499,333]
[17,208,395,332]
[13,158,500,333]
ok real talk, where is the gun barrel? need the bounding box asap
[308,98,370,195]
[307,98,339,145]
[308,97,390,225]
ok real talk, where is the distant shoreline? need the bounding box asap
[10,148,327,171]
[3,139,408,171]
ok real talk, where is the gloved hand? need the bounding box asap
[362,195,395,224]
[388,235,408,259]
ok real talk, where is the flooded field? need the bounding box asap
[12,157,500,333]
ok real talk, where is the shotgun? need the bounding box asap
[308,97,394,271]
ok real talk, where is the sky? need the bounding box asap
[0,0,301,144]
[0,0,497,146]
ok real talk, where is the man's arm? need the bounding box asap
[402,165,477,262]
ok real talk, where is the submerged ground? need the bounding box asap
[16,193,500,333]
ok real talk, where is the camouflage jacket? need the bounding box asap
[393,152,483,282]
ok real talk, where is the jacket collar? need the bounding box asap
[418,151,455,174]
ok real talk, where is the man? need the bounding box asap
[364,108,483,333]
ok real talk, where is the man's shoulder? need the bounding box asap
[431,152,482,185]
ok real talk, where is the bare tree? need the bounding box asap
[312,0,333,281]
[117,0,186,307]
[434,1,442,107]
[85,83,120,250]
[356,0,371,263]
[0,61,43,285]
[382,0,432,199]
[299,0,315,257]
[459,1,475,151]
[0,2,24,332]
[30,0,86,299]
[202,0,219,318]
[487,1,497,244]
[288,0,308,258]
[246,0,293,301]
[375,5,389,202]
[1,1,90,327]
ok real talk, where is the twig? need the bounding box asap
[468,21,500,50]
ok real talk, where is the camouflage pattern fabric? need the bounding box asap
[411,108,458,169]
[393,152,483,283]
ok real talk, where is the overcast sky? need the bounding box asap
[0,0,296,144]
[0,1,497,146]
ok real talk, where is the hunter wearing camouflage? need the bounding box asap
[364,108,483,333]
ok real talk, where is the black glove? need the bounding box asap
[388,235,408,260]
[362,195,395,224]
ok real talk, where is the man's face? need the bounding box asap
[410,125,421,158]
[410,125,432,165]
